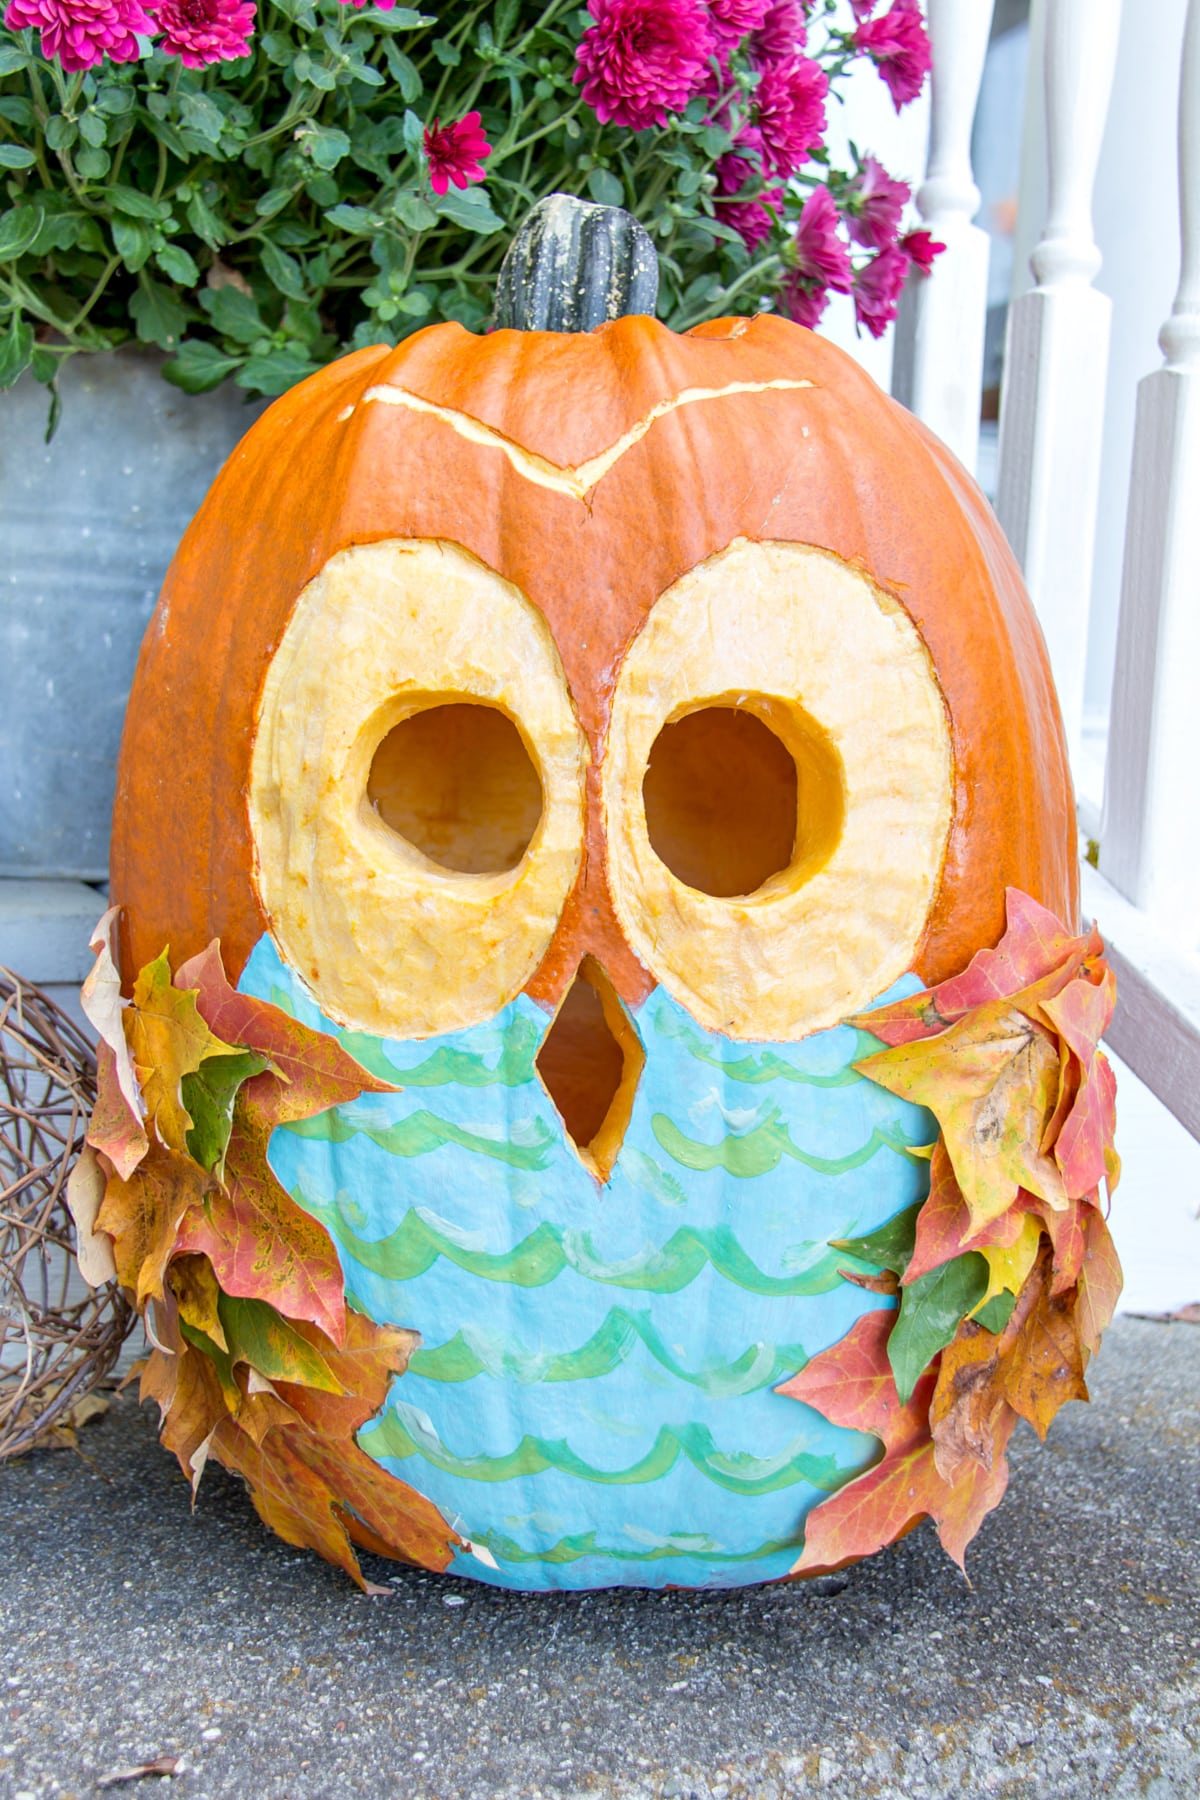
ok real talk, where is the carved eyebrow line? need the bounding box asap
[358,377,815,501]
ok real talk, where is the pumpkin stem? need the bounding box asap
[492,193,659,334]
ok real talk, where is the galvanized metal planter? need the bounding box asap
[0,352,261,879]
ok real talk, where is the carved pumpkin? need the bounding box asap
[106,203,1081,1591]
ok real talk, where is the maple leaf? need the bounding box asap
[173,940,396,1128]
[80,907,144,1123]
[1076,1208,1123,1355]
[169,1251,227,1349]
[1036,969,1118,1199]
[86,1041,149,1182]
[974,1212,1043,1318]
[96,1139,211,1307]
[857,998,1067,1228]
[125,950,240,1156]
[780,1310,1014,1574]
[173,1106,347,1345]
[930,1244,1089,1491]
[853,890,1099,1047]
[272,1309,419,1439]
[65,1143,118,1287]
[182,1049,273,1180]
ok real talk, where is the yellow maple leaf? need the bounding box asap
[972,1212,1043,1317]
[123,951,238,1155]
[857,999,1067,1231]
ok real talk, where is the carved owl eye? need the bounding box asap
[603,538,955,1041]
[248,537,588,1039]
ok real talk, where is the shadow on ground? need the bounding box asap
[2,1317,1197,1800]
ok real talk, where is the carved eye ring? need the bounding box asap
[248,538,588,1039]
[603,538,954,1042]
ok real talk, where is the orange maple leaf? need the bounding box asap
[173,1105,348,1345]
[779,1309,1015,1575]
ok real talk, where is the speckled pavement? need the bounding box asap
[2,1316,1197,1800]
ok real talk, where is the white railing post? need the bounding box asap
[1101,0,1200,950]
[993,0,1120,771]
[891,0,996,474]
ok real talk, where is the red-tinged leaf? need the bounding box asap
[857,1000,1067,1228]
[96,1139,210,1307]
[904,1141,1028,1285]
[853,891,1095,1047]
[86,1040,149,1181]
[174,940,396,1127]
[1077,1208,1122,1355]
[778,1308,908,1443]
[1038,971,1118,1198]
[931,891,1096,1021]
[1018,1190,1089,1296]
[173,1109,346,1345]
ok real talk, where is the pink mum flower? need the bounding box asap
[845,154,910,249]
[854,240,910,336]
[755,52,827,177]
[4,0,152,70]
[706,0,769,54]
[154,0,254,67]
[423,112,492,197]
[574,0,714,132]
[750,0,806,64]
[902,227,945,274]
[850,0,877,18]
[713,130,783,249]
[779,273,829,330]
[853,0,932,111]
[791,184,853,291]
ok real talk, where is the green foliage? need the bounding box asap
[0,0,819,410]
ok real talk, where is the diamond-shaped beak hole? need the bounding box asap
[535,958,645,1184]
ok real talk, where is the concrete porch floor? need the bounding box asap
[1,1316,1197,1800]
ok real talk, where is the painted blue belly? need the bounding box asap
[239,937,934,1592]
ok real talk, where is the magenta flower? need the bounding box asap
[750,0,806,63]
[846,154,910,249]
[4,0,152,69]
[706,0,769,54]
[854,241,910,336]
[755,53,827,177]
[713,132,783,249]
[853,0,932,111]
[791,184,853,291]
[153,0,253,66]
[850,0,877,17]
[902,227,945,274]
[779,273,830,330]
[423,113,492,197]
[574,0,714,132]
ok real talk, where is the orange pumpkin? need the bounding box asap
[105,231,1082,1591]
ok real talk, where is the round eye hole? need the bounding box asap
[367,701,544,875]
[642,699,845,899]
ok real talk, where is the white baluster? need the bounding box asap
[994,0,1120,769]
[1101,0,1200,948]
[891,0,995,474]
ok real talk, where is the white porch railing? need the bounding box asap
[893,0,1200,1149]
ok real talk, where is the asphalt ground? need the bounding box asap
[1,1316,1197,1800]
